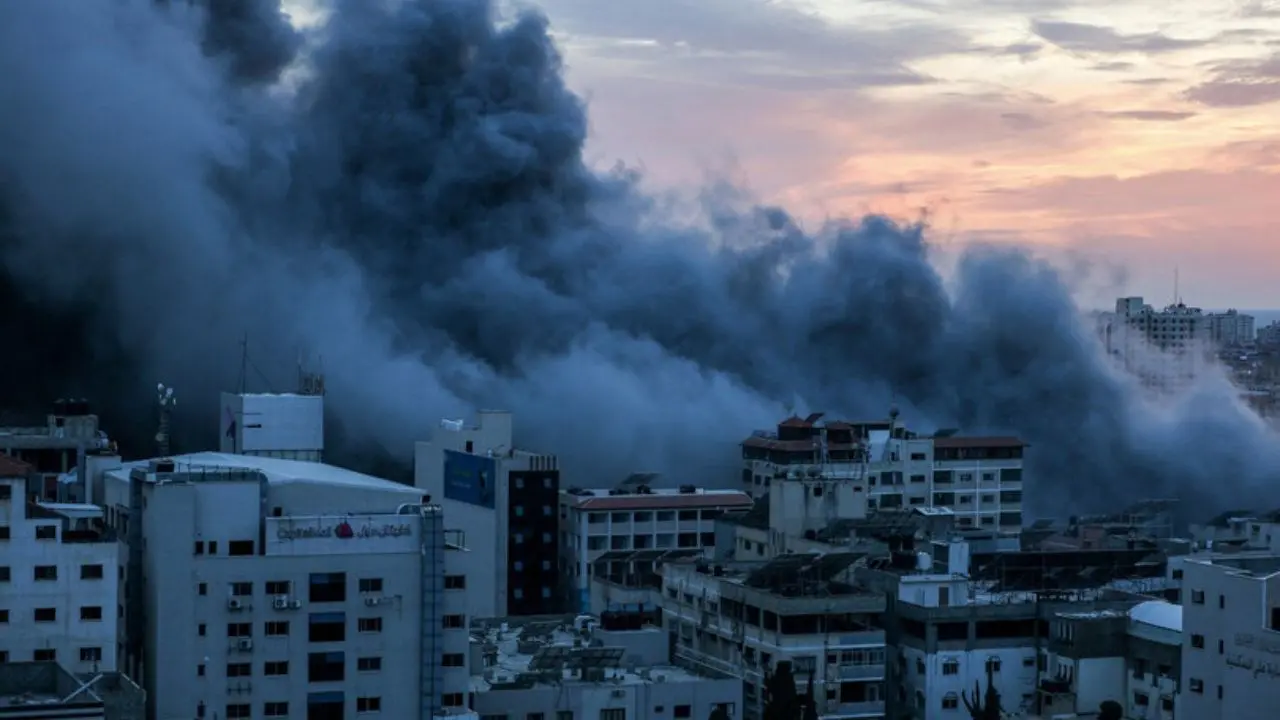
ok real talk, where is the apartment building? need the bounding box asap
[1207,309,1256,348]
[741,414,1025,536]
[1180,553,1280,720]
[94,452,446,720]
[415,411,564,618]
[662,555,888,720]
[1102,297,1210,390]
[560,479,753,613]
[0,398,115,502]
[469,611,740,720]
[0,456,120,673]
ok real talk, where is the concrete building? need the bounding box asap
[662,555,887,720]
[469,612,741,720]
[1103,297,1210,390]
[560,479,753,613]
[741,414,1025,537]
[1179,553,1280,720]
[0,662,145,720]
[416,412,564,618]
[94,452,445,720]
[218,391,325,462]
[0,399,115,502]
[1207,309,1256,348]
[0,456,120,673]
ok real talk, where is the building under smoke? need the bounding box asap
[1099,297,1211,392]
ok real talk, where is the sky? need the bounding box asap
[293,0,1280,309]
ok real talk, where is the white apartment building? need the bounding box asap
[469,613,741,720]
[1104,297,1210,390]
[560,483,753,613]
[0,456,120,673]
[416,411,565,618]
[663,555,887,720]
[219,391,325,461]
[1207,309,1256,348]
[94,451,450,720]
[1180,553,1280,720]
[741,414,1024,536]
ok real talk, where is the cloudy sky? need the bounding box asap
[297,0,1280,308]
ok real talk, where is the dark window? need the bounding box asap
[358,617,382,633]
[198,583,207,596]
[674,706,692,718]
[307,652,345,683]
[229,540,254,556]
[265,702,289,718]
[34,607,56,623]
[80,564,104,580]
[208,541,218,555]
[227,663,252,677]
[34,565,57,581]
[35,525,56,540]
[358,578,383,593]
[226,704,251,719]
[309,613,346,643]
[442,653,465,667]
[0,485,10,500]
[0,567,8,582]
[226,623,251,638]
[80,647,102,663]
[265,661,289,676]
[357,697,382,713]
[265,621,289,637]
[0,526,9,540]
[444,575,466,590]
[358,656,382,672]
[34,649,56,662]
[266,581,291,596]
[194,541,204,555]
[443,615,466,629]
[1191,634,1205,649]
[309,573,346,603]
[231,582,253,597]
[307,691,345,720]
[80,606,103,621]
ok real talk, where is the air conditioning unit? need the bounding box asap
[364,597,381,607]
[227,598,243,610]
[272,596,290,610]
[237,638,253,651]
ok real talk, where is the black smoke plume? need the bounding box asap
[0,0,1275,518]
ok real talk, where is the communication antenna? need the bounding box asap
[1174,266,1180,306]
[155,383,177,457]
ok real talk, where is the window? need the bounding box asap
[1220,595,1226,609]
[80,606,103,621]
[985,657,1002,672]
[229,540,254,556]
[0,566,8,582]
[942,694,959,710]
[35,525,56,540]
[357,697,382,713]
[444,575,466,590]
[265,580,291,596]
[942,660,960,675]
[442,693,465,707]
[674,706,692,718]
[199,583,207,596]
[1191,589,1205,604]
[226,704,251,719]
[308,572,346,603]
[265,702,289,718]
[209,541,218,554]
[198,624,207,636]
[0,610,8,623]
[309,612,346,643]
[227,663,252,677]
[358,656,382,672]
[529,714,545,720]
[0,485,9,500]
[231,582,253,597]
[226,623,251,638]
[557,713,573,720]
[359,578,383,593]
[1191,634,1205,649]
[35,607,56,623]
[358,617,382,633]
[442,653,465,667]
[194,541,204,556]
[265,621,289,637]
[80,564,104,580]
[265,660,289,676]
[198,664,205,677]
[443,614,465,629]
[34,649,56,662]
[1189,678,1204,693]
[307,652,345,683]
[80,647,102,663]
[34,565,57,581]
[0,526,8,540]
[600,710,625,720]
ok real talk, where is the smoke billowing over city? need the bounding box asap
[0,0,1275,518]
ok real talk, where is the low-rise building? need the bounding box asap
[662,555,887,719]
[0,457,119,673]
[469,612,740,720]
[0,662,145,720]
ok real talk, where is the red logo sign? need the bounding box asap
[335,522,353,539]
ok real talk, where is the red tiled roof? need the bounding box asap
[778,416,811,428]
[573,493,754,511]
[0,455,32,477]
[933,436,1027,449]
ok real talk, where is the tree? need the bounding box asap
[961,661,1003,720]
[763,662,802,720]
[1098,700,1123,720]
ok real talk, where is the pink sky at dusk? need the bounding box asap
[537,0,1280,308]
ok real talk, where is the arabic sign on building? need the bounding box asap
[1227,633,1280,679]
[277,520,413,541]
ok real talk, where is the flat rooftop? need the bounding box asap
[108,452,423,497]
[471,621,707,692]
[1187,552,1280,578]
[563,487,753,512]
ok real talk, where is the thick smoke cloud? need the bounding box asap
[0,0,1276,518]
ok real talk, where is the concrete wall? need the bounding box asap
[471,676,741,720]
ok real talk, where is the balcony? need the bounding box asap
[835,663,885,681]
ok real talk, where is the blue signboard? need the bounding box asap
[443,450,497,509]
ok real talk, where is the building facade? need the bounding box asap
[0,457,119,673]
[0,399,114,502]
[415,411,564,618]
[1104,297,1211,390]
[1207,309,1256,348]
[95,452,444,720]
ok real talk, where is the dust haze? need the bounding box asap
[0,0,1275,518]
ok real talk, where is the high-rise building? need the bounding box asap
[1102,297,1211,390]
[415,411,564,618]
[1207,309,1256,348]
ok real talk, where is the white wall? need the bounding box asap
[901,646,1038,717]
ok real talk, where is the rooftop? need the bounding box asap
[1129,600,1182,633]
[563,487,753,512]
[471,619,707,691]
[0,663,144,719]
[110,452,423,496]
[0,455,30,477]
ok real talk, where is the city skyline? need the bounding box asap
[513,0,1280,307]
